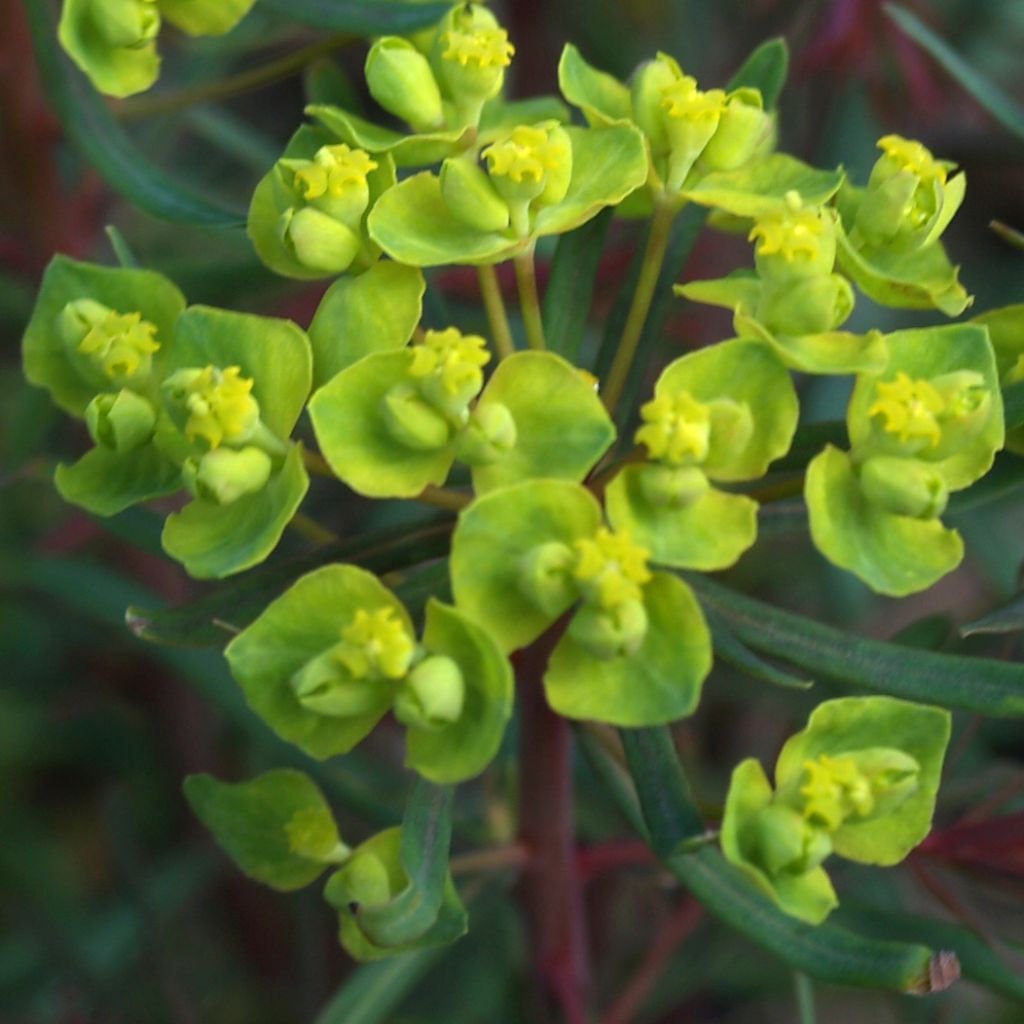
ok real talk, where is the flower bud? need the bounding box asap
[659,74,726,191]
[382,382,454,451]
[330,850,393,908]
[568,596,649,660]
[756,274,854,336]
[183,445,273,505]
[440,157,511,232]
[85,389,157,452]
[393,655,466,731]
[636,463,709,508]
[859,455,948,519]
[60,298,160,387]
[279,206,362,275]
[452,401,517,466]
[518,540,576,615]
[90,0,160,48]
[700,88,771,171]
[366,37,444,131]
[749,196,837,282]
[162,365,261,450]
[753,803,832,875]
[436,3,515,125]
[281,144,378,226]
[630,52,682,156]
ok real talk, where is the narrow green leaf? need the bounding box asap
[543,208,613,360]
[960,592,1024,637]
[620,727,704,856]
[947,452,1024,516]
[126,517,453,646]
[687,574,1024,716]
[727,37,789,111]
[355,780,455,948]
[24,0,245,227]
[314,947,445,1024]
[884,4,1024,140]
[705,606,813,690]
[261,0,451,35]
[1003,379,1024,431]
[104,226,139,268]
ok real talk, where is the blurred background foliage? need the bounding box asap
[3,0,1024,1020]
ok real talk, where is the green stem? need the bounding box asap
[288,512,339,545]
[415,484,471,511]
[513,246,547,351]
[794,972,816,1024]
[602,199,676,413]
[117,34,353,120]
[477,264,516,360]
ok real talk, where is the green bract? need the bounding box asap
[309,335,614,498]
[248,126,396,280]
[225,565,513,781]
[972,304,1024,454]
[58,0,255,98]
[721,696,951,924]
[367,122,647,265]
[606,339,798,569]
[450,480,712,725]
[184,770,349,891]
[806,323,1003,595]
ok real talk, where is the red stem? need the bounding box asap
[516,630,591,1024]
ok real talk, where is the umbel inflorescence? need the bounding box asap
[26,0,1024,965]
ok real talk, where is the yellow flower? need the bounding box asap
[291,144,378,203]
[573,528,652,610]
[660,75,726,124]
[483,125,567,185]
[868,371,946,448]
[441,26,514,69]
[172,365,261,449]
[67,300,160,383]
[336,607,414,680]
[876,135,948,187]
[409,327,490,396]
[635,390,711,465]
[800,754,874,831]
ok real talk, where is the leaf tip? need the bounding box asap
[907,950,961,995]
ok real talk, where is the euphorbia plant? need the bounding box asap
[24,0,1024,1018]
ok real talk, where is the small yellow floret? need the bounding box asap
[868,371,946,448]
[660,75,726,123]
[573,528,652,610]
[635,391,711,465]
[76,308,160,382]
[877,134,947,185]
[749,201,827,263]
[293,144,378,201]
[409,327,491,395]
[442,26,514,68]
[337,607,414,680]
[482,125,566,184]
[800,754,875,831]
[181,366,260,449]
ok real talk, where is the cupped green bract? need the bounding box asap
[450,479,602,652]
[367,124,647,266]
[721,758,839,925]
[58,0,161,98]
[308,262,425,388]
[470,351,615,494]
[836,222,971,317]
[158,0,255,36]
[805,445,964,596]
[162,443,309,578]
[55,442,181,516]
[323,828,467,962]
[775,696,951,865]
[184,769,348,892]
[973,304,1024,454]
[225,565,414,760]
[309,349,454,498]
[23,255,185,417]
[405,600,514,783]
[846,324,1003,490]
[556,42,632,126]
[544,571,712,725]
[248,126,396,281]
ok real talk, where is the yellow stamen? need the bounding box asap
[408,327,490,396]
[482,125,567,184]
[635,390,711,465]
[573,528,652,610]
[441,26,514,69]
[868,371,946,448]
[292,144,378,202]
[877,134,947,186]
[800,754,875,831]
[336,607,414,680]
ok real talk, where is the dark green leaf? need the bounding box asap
[260,0,451,35]
[947,453,1024,516]
[355,780,454,948]
[772,420,847,473]
[687,573,1024,716]
[705,606,813,690]
[24,0,245,227]
[727,37,789,111]
[1003,379,1024,431]
[543,208,613,361]
[884,4,1024,140]
[126,517,453,646]
[960,592,1024,637]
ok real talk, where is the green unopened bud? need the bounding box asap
[183,446,273,505]
[569,597,649,660]
[757,274,854,336]
[383,381,455,451]
[452,401,517,466]
[60,298,161,387]
[859,455,948,519]
[749,196,837,281]
[91,0,160,48]
[754,803,832,875]
[660,73,726,191]
[331,850,393,908]
[637,463,709,508]
[630,52,682,156]
[437,3,514,125]
[700,88,771,171]
[518,540,576,615]
[85,389,157,452]
[366,37,444,131]
[440,157,511,232]
[394,655,466,731]
[279,206,362,275]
